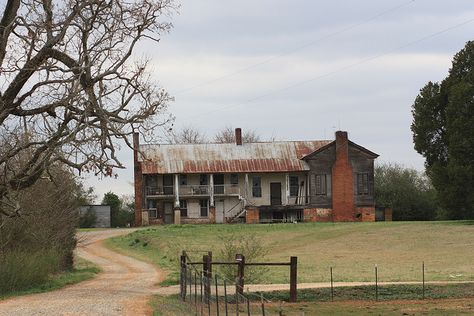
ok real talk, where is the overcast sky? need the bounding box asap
[85,0,474,201]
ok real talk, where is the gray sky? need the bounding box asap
[85,0,474,201]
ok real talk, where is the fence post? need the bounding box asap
[224,278,229,316]
[235,254,245,297]
[330,267,334,301]
[203,254,211,303]
[289,256,297,302]
[260,292,265,316]
[180,254,186,301]
[422,261,425,300]
[215,274,220,316]
[375,264,378,301]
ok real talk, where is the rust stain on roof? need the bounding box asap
[139,141,331,174]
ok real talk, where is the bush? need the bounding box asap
[216,233,269,284]
[0,249,62,294]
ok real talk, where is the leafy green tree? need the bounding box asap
[101,192,134,227]
[411,41,474,219]
[375,163,439,221]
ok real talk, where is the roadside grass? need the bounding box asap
[151,284,474,316]
[0,257,100,300]
[105,221,474,285]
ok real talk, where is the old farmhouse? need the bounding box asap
[133,129,382,226]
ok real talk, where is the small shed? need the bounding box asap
[79,205,111,228]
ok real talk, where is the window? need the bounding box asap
[252,176,262,197]
[179,174,187,186]
[148,209,158,218]
[200,199,208,217]
[289,176,299,197]
[199,174,208,185]
[315,174,327,195]
[230,173,239,186]
[180,200,188,217]
[163,174,173,195]
[357,173,370,195]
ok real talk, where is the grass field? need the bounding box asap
[0,257,100,300]
[106,221,474,285]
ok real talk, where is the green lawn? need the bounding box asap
[0,257,100,300]
[106,221,474,285]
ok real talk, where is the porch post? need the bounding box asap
[285,173,290,205]
[209,174,214,207]
[174,174,180,208]
[244,173,249,199]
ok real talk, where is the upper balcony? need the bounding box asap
[145,184,240,197]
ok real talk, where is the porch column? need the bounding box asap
[244,173,249,205]
[174,174,180,208]
[285,173,290,205]
[209,174,214,207]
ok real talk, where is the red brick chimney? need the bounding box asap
[235,128,242,145]
[133,132,143,226]
[331,131,356,221]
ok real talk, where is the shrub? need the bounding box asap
[216,233,269,284]
[79,207,97,228]
[0,249,62,294]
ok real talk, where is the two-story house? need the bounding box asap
[133,129,379,226]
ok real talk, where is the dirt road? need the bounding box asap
[0,229,164,316]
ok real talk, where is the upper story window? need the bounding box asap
[230,173,239,186]
[179,175,187,186]
[289,176,299,197]
[357,173,370,195]
[163,174,173,195]
[199,174,208,185]
[252,176,262,197]
[316,174,327,195]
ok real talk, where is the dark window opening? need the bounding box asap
[289,176,299,197]
[230,173,239,186]
[252,176,262,197]
[199,174,208,185]
[200,199,209,217]
[163,174,173,195]
[179,175,187,186]
[214,174,224,194]
[180,200,188,217]
[315,174,327,195]
[357,173,370,195]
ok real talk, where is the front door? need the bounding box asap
[270,182,282,205]
[164,202,173,224]
[216,200,224,223]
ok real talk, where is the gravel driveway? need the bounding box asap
[0,229,164,316]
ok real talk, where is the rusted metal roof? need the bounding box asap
[139,141,331,174]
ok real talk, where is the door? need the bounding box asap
[270,182,282,205]
[164,202,173,224]
[215,200,224,224]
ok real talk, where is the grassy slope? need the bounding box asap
[0,257,100,300]
[105,221,474,285]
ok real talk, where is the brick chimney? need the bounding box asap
[331,131,356,221]
[235,128,242,145]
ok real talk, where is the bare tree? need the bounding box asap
[0,0,177,217]
[214,126,261,143]
[166,125,207,144]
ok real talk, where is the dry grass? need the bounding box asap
[107,221,474,284]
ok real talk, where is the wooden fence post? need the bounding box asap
[289,256,297,302]
[203,254,211,302]
[180,254,186,301]
[235,254,245,297]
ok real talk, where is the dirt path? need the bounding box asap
[0,229,164,316]
[154,280,474,296]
